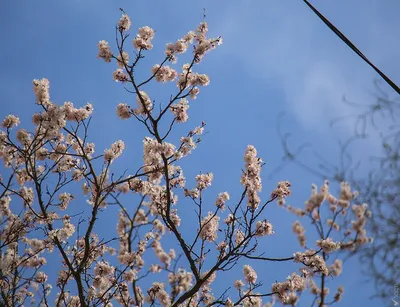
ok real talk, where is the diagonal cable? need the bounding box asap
[303,0,400,96]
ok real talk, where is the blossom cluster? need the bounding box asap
[292,220,306,247]
[165,22,222,64]
[272,273,307,305]
[199,212,220,242]
[97,40,113,62]
[104,140,125,163]
[118,14,131,32]
[240,145,262,209]
[152,64,177,83]
[133,26,155,50]
[170,98,189,122]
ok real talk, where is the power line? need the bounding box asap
[303,0,400,96]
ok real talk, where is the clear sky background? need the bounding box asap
[1,1,399,306]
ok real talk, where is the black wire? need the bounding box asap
[303,0,400,96]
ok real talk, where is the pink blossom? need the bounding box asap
[196,172,213,190]
[152,65,177,83]
[32,78,50,106]
[199,212,220,242]
[116,103,132,119]
[112,68,129,83]
[255,220,274,236]
[2,115,20,129]
[133,26,155,50]
[97,40,113,62]
[240,145,262,209]
[170,98,189,122]
[104,140,125,162]
[215,192,230,210]
[118,14,131,31]
[134,91,153,115]
[243,265,257,283]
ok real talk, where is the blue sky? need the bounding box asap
[1,1,399,306]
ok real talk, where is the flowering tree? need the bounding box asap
[0,10,372,307]
[278,80,400,305]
